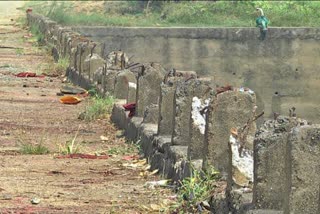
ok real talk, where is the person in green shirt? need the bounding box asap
[256,8,269,40]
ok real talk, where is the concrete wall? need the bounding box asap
[74,26,320,123]
[28,13,320,214]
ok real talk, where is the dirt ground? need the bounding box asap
[0,4,175,214]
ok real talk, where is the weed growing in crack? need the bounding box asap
[20,143,50,155]
[170,166,220,213]
[58,126,81,155]
[80,89,114,121]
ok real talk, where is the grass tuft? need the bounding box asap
[58,126,81,155]
[54,57,69,75]
[80,90,114,121]
[170,166,220,213]
[20,143,50,155]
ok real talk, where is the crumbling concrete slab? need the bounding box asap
[139,123,158,158]
[114,69,136,99]
[84,53,106,82]
[110,100,129,130]
[205,90,256,177]
[253,117,296,210]
[104,70,118,95]
[286,124,320,214]
[172,78,215,147]
[136,63,166,117]
[126,117,143,141]
[254,116,319,214]
[142,104,159,125]
[188,82,215,160]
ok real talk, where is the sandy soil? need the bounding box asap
[0,4,175,214]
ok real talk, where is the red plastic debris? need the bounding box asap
[55,154,109,159]
[123,102,136,118]
[15,72,45,78]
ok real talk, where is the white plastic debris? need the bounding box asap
[144,180,170,189]
[191,97,211,134]
[229,135,253,182]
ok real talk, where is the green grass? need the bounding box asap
[54,57,69,74]
[30,24,44,45]
[22,1,320,27]
[170,166,220,213]
[20,143,50,155]
[81,91,114,121]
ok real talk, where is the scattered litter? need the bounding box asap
[55,154,109,159]
[123,102,136,118]
[31,197,40,204]
[15,72,45,78]
[59,96,81,105]
[144,179,170,189]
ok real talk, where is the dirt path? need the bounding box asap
[0,4,173,214]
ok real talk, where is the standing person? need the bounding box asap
[256,8,269,40]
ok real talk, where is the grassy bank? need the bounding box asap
[23,1,320,27]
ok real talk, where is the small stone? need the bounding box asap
[31,197,41,204]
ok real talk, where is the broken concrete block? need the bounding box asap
[114,69,136,99]
[253,116,319,214]
[172,78,214,147]
[188,85,215,160]
[142,104,159,124]
[139,123,158,158]
[286,124,320,214]
[126,117,143,141]
[84,53,106,82]
[93,67,104,85]
[136,63,166,117]
[157,77,183,137]
[205,90,256,177]
[163,145,188,180]
[104,70,118,95]
[106,51,130,70]
[253,117,294,210]
[110,100,129,130]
